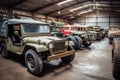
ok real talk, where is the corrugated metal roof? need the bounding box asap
[0,0,120,20]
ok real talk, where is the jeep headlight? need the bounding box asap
[65,41,69,46]
[49,43,54,48]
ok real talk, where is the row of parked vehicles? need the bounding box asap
[50,21,106,49]
[108,25,120,80]
[0,18,106,75]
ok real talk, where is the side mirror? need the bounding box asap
[14,31,19,36]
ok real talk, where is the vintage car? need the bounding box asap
[0,18,76,75]
[108,25,120,44]
[112,34,120,80]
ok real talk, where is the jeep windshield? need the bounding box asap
[22,24,50,33]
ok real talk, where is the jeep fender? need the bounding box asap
[23,43,49,53]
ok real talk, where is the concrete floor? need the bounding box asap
[0,38,115,80]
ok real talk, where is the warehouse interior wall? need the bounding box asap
[71,12,120,29]
[0,7,68,24]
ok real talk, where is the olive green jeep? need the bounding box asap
[71,24,93,48]
[93,26,105,40]
[0,18,75,75]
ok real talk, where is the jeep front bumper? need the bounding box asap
[47,50,75,61]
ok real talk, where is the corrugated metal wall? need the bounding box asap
[74,12,120,29]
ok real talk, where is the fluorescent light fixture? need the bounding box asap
[70,16,75,19]
[58,11,61,14]
[57,0,73,5]
[70,3,102,12]
[70,4,92,12]
[77,9,93,15]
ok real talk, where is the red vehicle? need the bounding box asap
[61,25,74,36]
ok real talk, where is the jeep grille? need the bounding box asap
[53,41,66,53]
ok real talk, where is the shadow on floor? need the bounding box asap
[5,53,73,77]
[39,62,72,77]
[83,73,113,80]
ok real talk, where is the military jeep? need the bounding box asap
[108,25,120,44]
[0,18,75,75]
[50,23,82,50]
[70,24,93,48]
[93,26,105,40]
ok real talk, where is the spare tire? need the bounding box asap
[67,36,78,50]
[74,36,82,50]
[1,43,9,58]
[112,57,120,80]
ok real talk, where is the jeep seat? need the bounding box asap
[11,34,21,46]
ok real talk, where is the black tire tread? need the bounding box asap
[25,49,43,75]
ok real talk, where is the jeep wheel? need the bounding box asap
[25,49,43,75]
[61,46,75,63]
[112,62,120,80]
[67,36,78,50]
[83,41,92,48]
[74,36,82,50]
[1,43,9,58]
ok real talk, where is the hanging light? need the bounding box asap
[58,11,61,14]
[57,0,73,5]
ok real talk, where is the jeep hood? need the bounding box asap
[108,30,120,36]
[71,31,86,34]
[23,36,64,45]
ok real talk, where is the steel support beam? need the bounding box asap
[32,0,64,12]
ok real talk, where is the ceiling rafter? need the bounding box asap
[58,12,75,19]
[54,1,92,19]
[9,0,27,7]
[32,0,65,12]
[45,0,89,15]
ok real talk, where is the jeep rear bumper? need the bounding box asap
[47,50,75,61]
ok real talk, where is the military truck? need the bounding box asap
[75,25,97,41]
[112,35,120,80]
[0,18,75,75]
[60,24,93,48]
[61,25,74,37]
[93,26,105,40]
[70,24,93,48]
[108,25,120,44]
[50,22,82,50]
[50,21,64,37]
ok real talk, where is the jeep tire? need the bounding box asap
[67,36,78,50]
[112,60,120,80]
[74,36,82,50]
[1,43,9,58]
[61,46,75,63]
[25,49,43,75]
[83,41,91,48]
